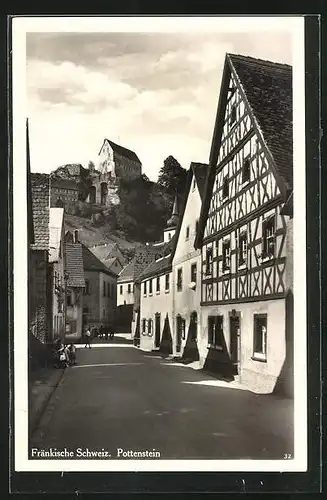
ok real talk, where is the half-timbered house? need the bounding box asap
[195,54,293,395]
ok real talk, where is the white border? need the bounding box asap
[12,15,307,473]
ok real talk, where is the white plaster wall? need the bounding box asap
[139,272,173,351]
[200,298,286,393]
[117,279,135,306]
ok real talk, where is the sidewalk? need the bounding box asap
[29,367,65,434]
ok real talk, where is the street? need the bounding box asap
[30,341,294,460]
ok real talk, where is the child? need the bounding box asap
[69,343,76,365]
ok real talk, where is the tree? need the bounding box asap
[157,155,187,194]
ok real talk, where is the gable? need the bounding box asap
[99,139,114,159]
[174,171,202,261]
[197,54,292,247]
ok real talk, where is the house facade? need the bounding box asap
[50,178,79,208]
[171,163,208,360]
[82,244,117,330]
[64,240,85,341]
[89,242,125,276]
[49,207,66,341]
[29,173,52,368]
[195,54,293,395]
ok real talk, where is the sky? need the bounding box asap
[26,24,293,181]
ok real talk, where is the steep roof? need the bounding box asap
[118,243,170,283]
[89,242,117,262]
[138,255,171,281]
[228,54,292,188]
[100,139,141,164]
[82,244,116,277]
[30,173,50,251]
[49,207,64,263]
[65,243,85,287]
[196,53,292,248]
[191,162,209,201]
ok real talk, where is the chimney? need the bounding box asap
[73,230,79,243]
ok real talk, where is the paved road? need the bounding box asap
[30,344,293,460]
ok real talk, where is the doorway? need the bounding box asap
[229,314,241,374]
[154,313,161,348]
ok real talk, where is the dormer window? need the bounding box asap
[222,176,229,199]
[230,105,237,126]
[242,157,251,184]
[186,226,190,240]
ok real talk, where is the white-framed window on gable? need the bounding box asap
[185,225,190,240]
[262,215,275,260]
[253,314,267,361]
[238,231,247,267]
[205,247,213,276]
[222,239,231,273]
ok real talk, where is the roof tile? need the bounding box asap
[30,173,50,251]
[65,243,85,287]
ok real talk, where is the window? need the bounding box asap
[148,318,153,336]
[143,281,147,295]
[208,316,224,349]
[222,176,229,199]
[177,268,183,291]
[66,290,72,306]
[253,314,267,361]
[142,319,146,334]
[222,240,231,272]
[103,308,106,317]
[165,274,170,292]
[242,157,251,184]
[156,276,160,293]
[230,105,237,125]
[191,263,197,283]
[168,233,171,240]
[238,232,247,267]
[205,247,213,275]
[262,216,275,259]
[120,285,123,295]
[195,219,199,235]
[84,280,90,295]
[149,279,153,295]
[185,225,190,240]
[128,283,131,294]
[103,281,106,297]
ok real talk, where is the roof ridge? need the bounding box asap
[227,53,292,70]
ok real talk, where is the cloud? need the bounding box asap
[26,30,293,180]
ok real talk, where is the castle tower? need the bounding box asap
[163,194,179,243]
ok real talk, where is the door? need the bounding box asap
[176,316,183,353]
[154,313,161,348]
[230,316,240,374]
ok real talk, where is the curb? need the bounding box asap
[29,369,65,436]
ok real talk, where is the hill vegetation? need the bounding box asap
[60,156,188,249]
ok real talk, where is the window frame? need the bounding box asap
[177,268,183,292]
[230,104,237,126]
[143,281,147,296]
[185,225,190,240]
[222,239,231,273]
[149,279,153,295]
[262,215,275,261]
[156,276,160,293]
[120,284,123,295]
[191,262,197,284]
[205,246,213,276]
[252,314,268,362]
[165,273,170,293]
[238,231,248,268]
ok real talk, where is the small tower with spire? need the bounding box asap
[163,194,179,243]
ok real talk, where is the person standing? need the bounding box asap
[85,326,92,349]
